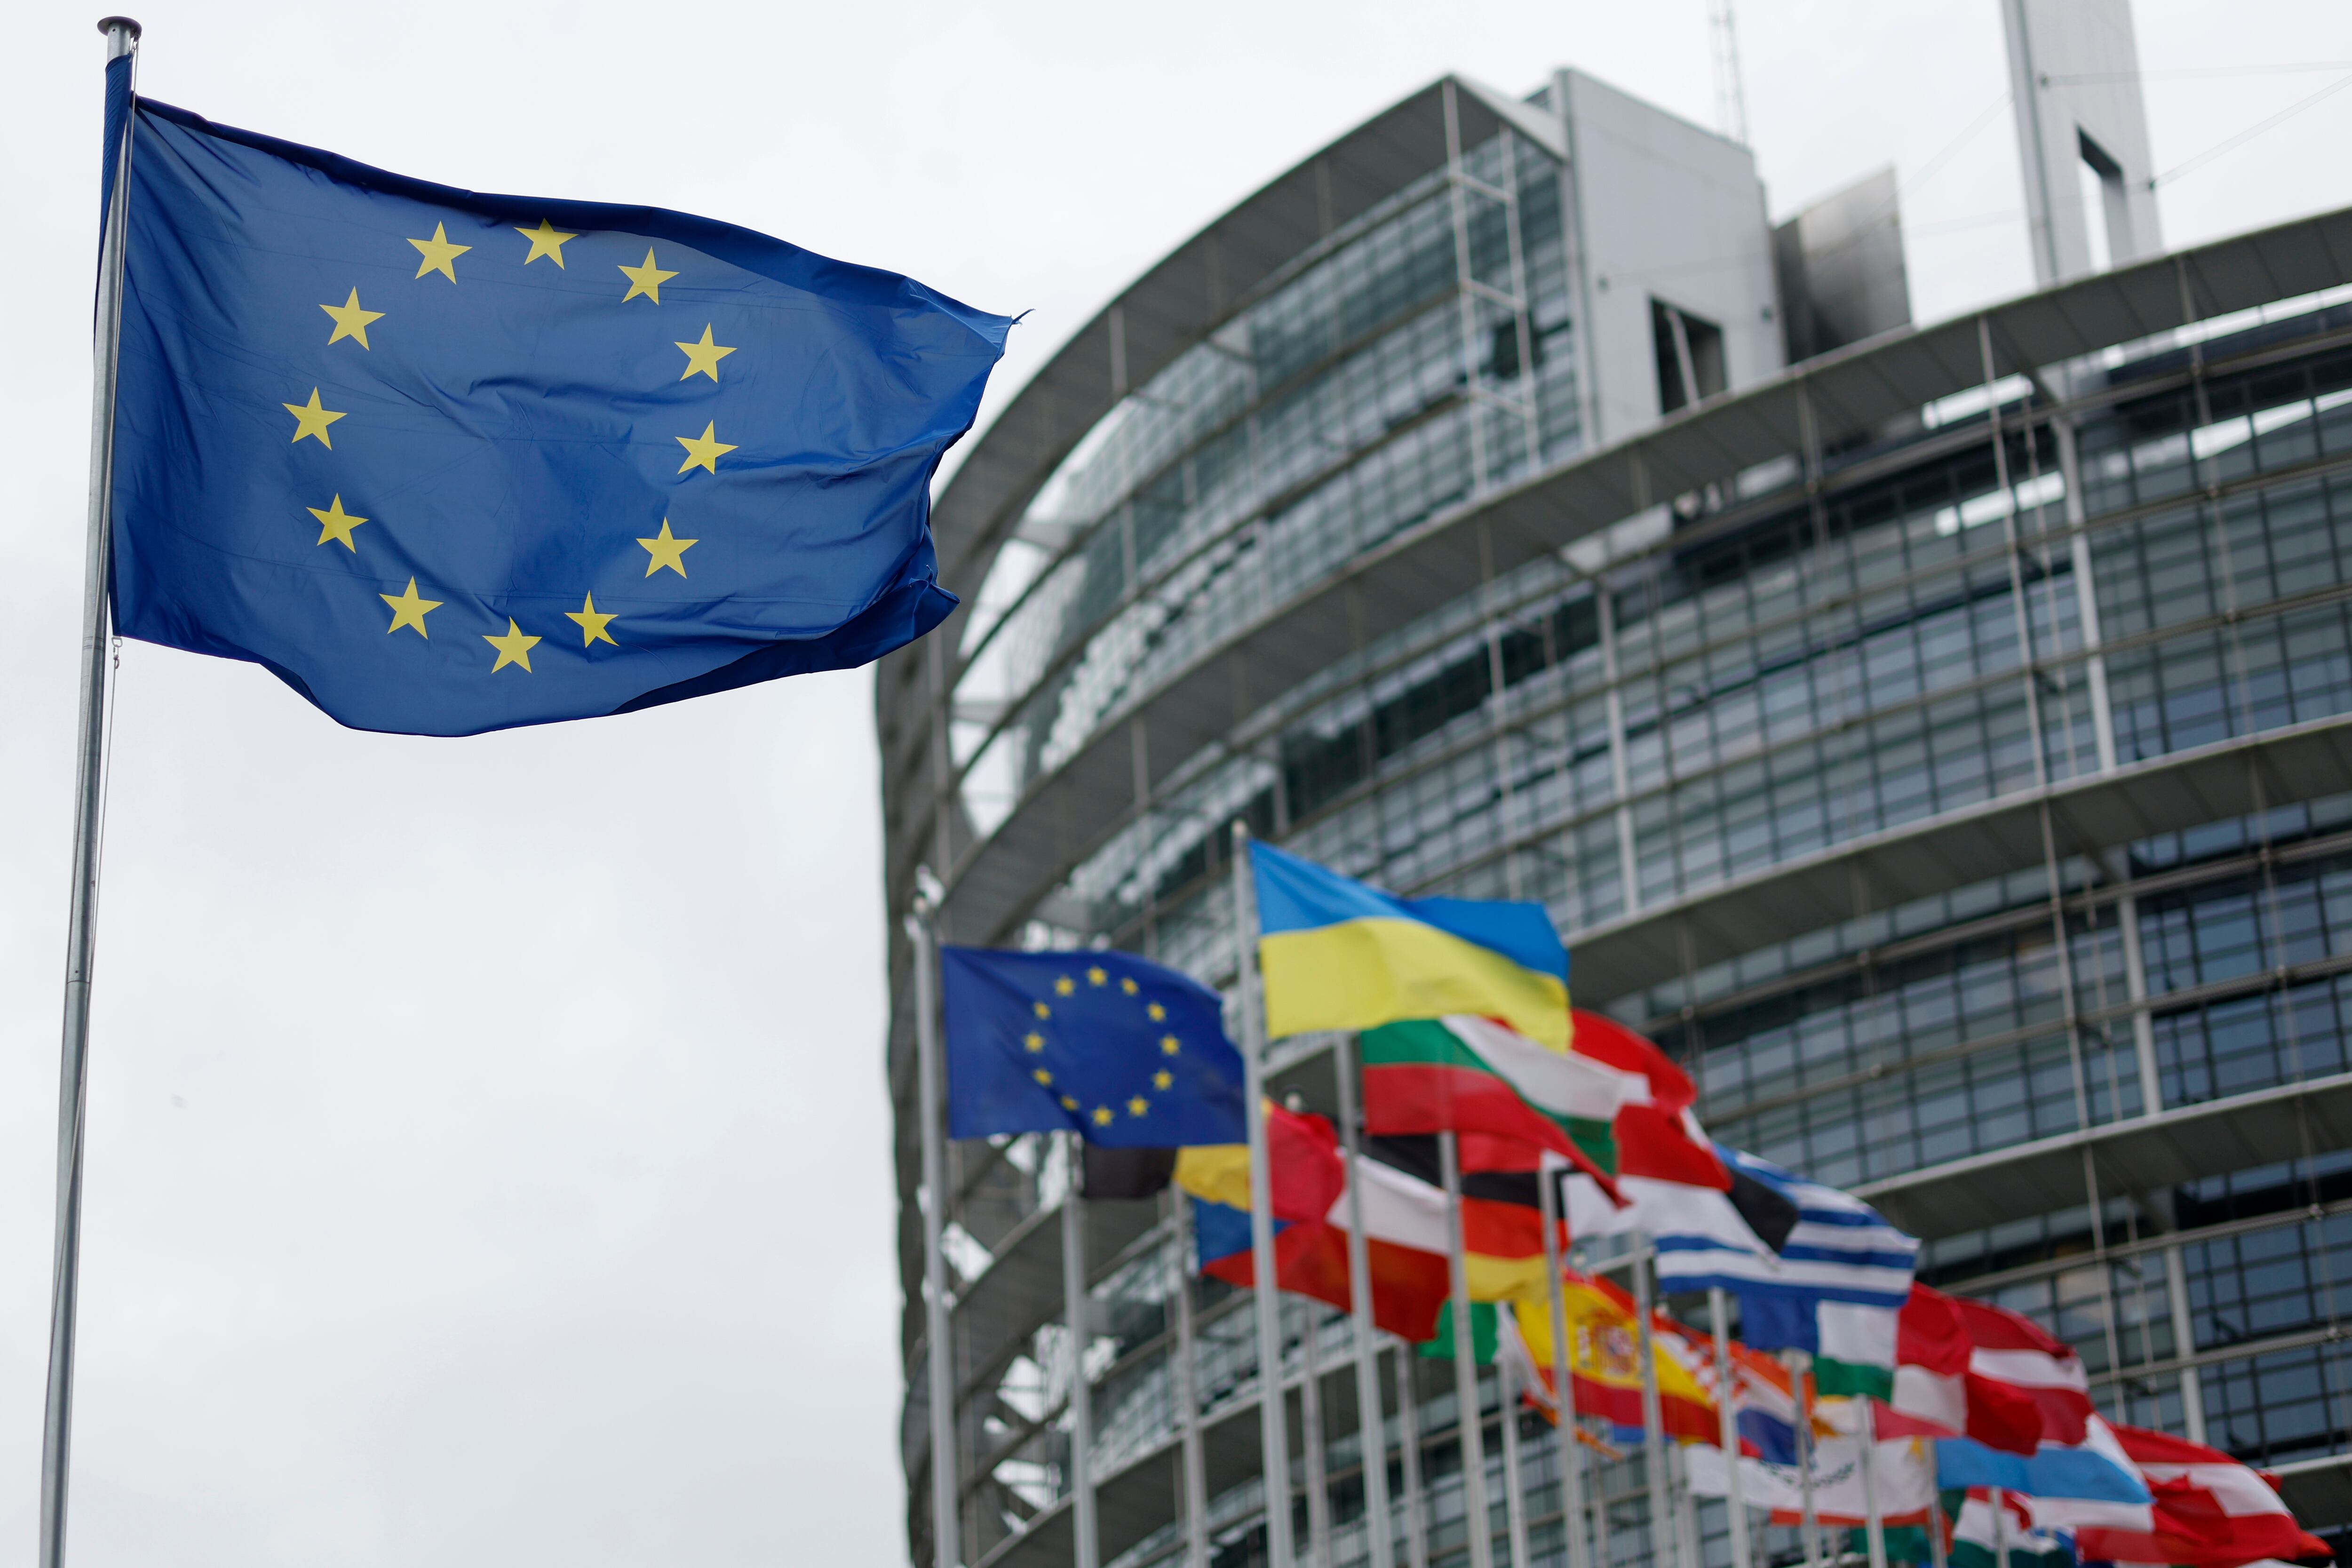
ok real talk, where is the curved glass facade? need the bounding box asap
[950,119,1580,840]
[885,70,2352,1568]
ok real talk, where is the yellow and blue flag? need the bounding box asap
[107,99,1011,736]
[941,948,1246,1146]
[1252,842,1572,1049]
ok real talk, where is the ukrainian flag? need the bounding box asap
[1251,843,1571,1050]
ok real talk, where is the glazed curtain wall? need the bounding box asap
[949,124,1578,843]
[1070,312,2352,1001]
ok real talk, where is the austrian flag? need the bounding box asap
[1879,1284,2094,1455]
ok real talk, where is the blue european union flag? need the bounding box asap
[941,947,1247,1146]
[108,100,1012,736]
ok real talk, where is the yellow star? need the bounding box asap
[1033,1001,1050,1019]
[564,590,618,647]
[1147,1003,1166,1021]
[514,218,578,267]
[484,618,541,673]
[282,388,346,447]
[637,518,698,577]
[1153,1070,1173,1091]
[318,288,383,349]
[380,577,441,637]
[406,222,471,282]
[307,494,368,550]
[1160,1035,1179,1056]
[619,247,678,303]
[675,324,737,382]
[1033,1069,1052,1086]
[1121,978,1138,995]
[1092,1106,1115,1127]
[1023,1032,1045,1053]
[1128,1097,1149,1118]
[1087,967,1107,987]
[1060,1095,1079,1112]
[674,422,736,475]
[1054,977,1076,996]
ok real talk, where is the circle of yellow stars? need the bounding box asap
[1023,964,1184,1129]
[284,215,742,672]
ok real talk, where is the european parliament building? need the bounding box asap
[878,5,2352,1567]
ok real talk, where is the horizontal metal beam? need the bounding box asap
[1572,713,2352,1007]
[1856,1070,2352,1239]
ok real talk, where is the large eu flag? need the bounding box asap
[108,100,1012,736]
[942,947,1247,1146]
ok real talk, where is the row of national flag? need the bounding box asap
[932,838,2328,1566]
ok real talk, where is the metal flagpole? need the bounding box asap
[1708,1288,1752,1568]
[1859,1398,1889,1568]
[1926,1490,1949,1568]
[1229,823,1295,1568]
[1539,1172,1591,1568]
[1394,1345,1430,1568]
[1497,1332,1532,1568]
[1989,1487,2008,1568]
[1438,1132,1497,1568]
[1062,1133,1101,1568]
[45,20,140,1568]
[1298,1298,1332,1568]
[1629,1235,1677,1568]
[1673,1444,1704,1568]
[1170,1191,1212,1568]
[909,900,962,1568]
[1333,1035,1398,1568]
[1788,1351,1822,1568]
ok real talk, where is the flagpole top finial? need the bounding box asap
[97,16,141,40]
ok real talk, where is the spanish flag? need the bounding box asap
[1509,1273,1717,1441]
[1252,843,1571,1050]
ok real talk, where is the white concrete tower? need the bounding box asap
[2001,0,2163,285]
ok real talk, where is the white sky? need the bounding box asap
[2,2,2350,1565]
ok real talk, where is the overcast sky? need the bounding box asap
[4,3,2352,1565]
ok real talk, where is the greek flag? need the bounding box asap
[1647,1144,1919,1395]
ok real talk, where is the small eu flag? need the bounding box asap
[941,947,1247,1146]
[108,100,1012,736]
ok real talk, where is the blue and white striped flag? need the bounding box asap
[1643,1144,1919,1395]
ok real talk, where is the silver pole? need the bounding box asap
[1539,1174,1590,1568]
[1299,1298,1332,1568]
[1333,1036,1397,1568]
[1171,1192,1211,1568]
[1438,1132,1496,1568]
[909,901,962,1568]
[1394,1346,1429,1568]
[1709,1289,1752,1568]
[1989,1487,2008,1568]
[1062,1134,1100,1568]
[1673,1444,1703,1568]
[1630,1236,1675,1568]
[1859,1397,1888,1568]
[1926,1492,1948,1568]
[44,21,140,1568]
[1497,1331,1532,1568]
[1230,824,1295,1568]
[1789,1350,1821,1568]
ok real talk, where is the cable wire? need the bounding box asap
[2150,70,2352,189]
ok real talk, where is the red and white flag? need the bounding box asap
[1875,1284,2090,1455]
[2028,1423,2331,1567]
